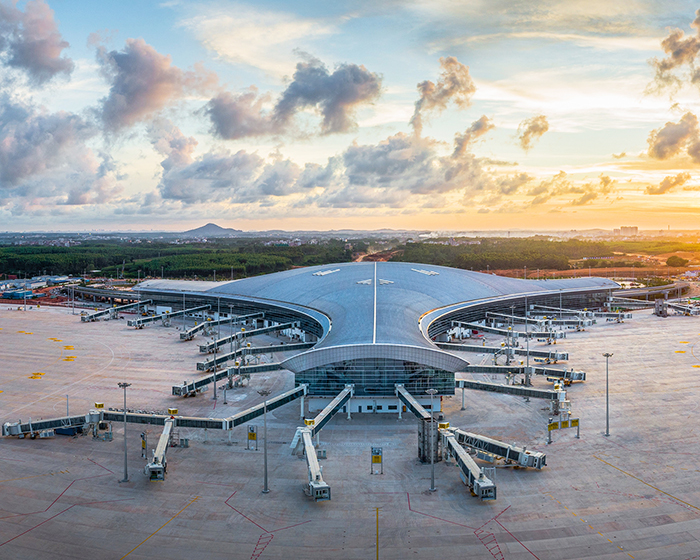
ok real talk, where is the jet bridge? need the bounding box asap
[81,300,152,322]
[461,364,585,383]
[446,427,546,469]
[395,384,432,421]
[225,385,307,428]
[438,342,568,362]
[198,320,297,354]
[145,418,174,480]
[485,312,550,328]
[197,338,312,371]
[454,321,566,339]
[290,427,330,501]
[455,379,561,401]
[287,385,353,502]
[306,385,354,436]
[127,305,211,328]
[530,305,594,318]
[179,313,263,341]
[174,362,283,396]
[606,297,654,309]
[442,432,496,501]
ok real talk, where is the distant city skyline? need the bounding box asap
[2,0,700,231]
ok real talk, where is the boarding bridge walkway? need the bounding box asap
[291,427,330,501]
[145,418,174,480]
[173,361,288,397]
[197,340,313,372]
[198,321,297,353]
[438,342,568,362]
[81,300,152,322]
[441,432,496,501]
[452,321,566,339]
[484,312,550,327]
[127,305,211,328]
[667,301,700,316]
[531,305,594,317]
[180,312,264,341]
[606,297,655,309]
[460,364,586,382]
[395,384,432,421]
[455,379,560,401]
[306,385,354,436]
[446,428,547,469]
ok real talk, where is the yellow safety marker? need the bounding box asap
[0,390,3,393]
[680,341,690,344]
[676,351,686,354]
[693,365,700,368]
[63,345,74,350]
[32,372,45,376]
[28,375,42,379]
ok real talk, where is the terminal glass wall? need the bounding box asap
[296,358,454,396]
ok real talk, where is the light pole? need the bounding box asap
[258,389,272,493]
[603,353,613,436]
[426,388,438,492]
[118,382,131,482]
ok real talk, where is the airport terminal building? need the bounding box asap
[138,262,618,411]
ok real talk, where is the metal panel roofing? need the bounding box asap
[139,262,619,372]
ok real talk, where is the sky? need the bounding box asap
[2,0,700,232]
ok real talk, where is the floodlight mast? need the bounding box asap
[118,382,132,482]
[602,353,613,436]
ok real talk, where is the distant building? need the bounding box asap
[620,226,638,236]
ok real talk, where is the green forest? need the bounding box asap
[391,238,614,271]
[0,239,364,279]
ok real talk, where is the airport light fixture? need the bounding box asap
[118,382,132,482]
[602,352,613,436]
[426,388,438,492]
[258,389,272,494]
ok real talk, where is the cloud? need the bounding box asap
[645,171,692,194]
[0,94,125,209]
[0,0,74,85]
[0,94,95,187]
[274,55,382,134]
[205,88,276,140]
[96,38,217,131]
[453,115,494,156]
[149,120,306,204]
[649,10,700,92]
[612,152,626,159]
[206,56,382,139]
[647,111,700,161]
[410,56,476,136]
[178,5,335,77]
[526,171,614,206]
[517,115,549,151]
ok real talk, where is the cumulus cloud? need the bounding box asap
[612,152,626,159]
[149,120,306,204]
[274,55,382,134]
[0,94,95,187]
[647,112,700,161]
[97,38,217,131]
[517,115,549,151]
[650,10,700,92]
[526,171,614,206]
[0,94,125,209]
[453,115,494,157]
[0,0,74,85]
[645,172,692,195]
[205,56,381,139]
[410,56,476,136]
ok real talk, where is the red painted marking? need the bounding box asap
[0,498,132,547]
[250,533,273,560]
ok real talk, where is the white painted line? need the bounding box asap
[373,262,377,344]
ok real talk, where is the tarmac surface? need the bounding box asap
[1,304,700,559]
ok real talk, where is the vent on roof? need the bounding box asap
[411,268,439,276]
[313,269,340,277]
[356,279,372,285]
[379,279,393,285]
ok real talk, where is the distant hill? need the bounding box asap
[182,223,242,237]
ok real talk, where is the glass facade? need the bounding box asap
[296,358,454,397]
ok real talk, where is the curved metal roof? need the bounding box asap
[139,262,619,372]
